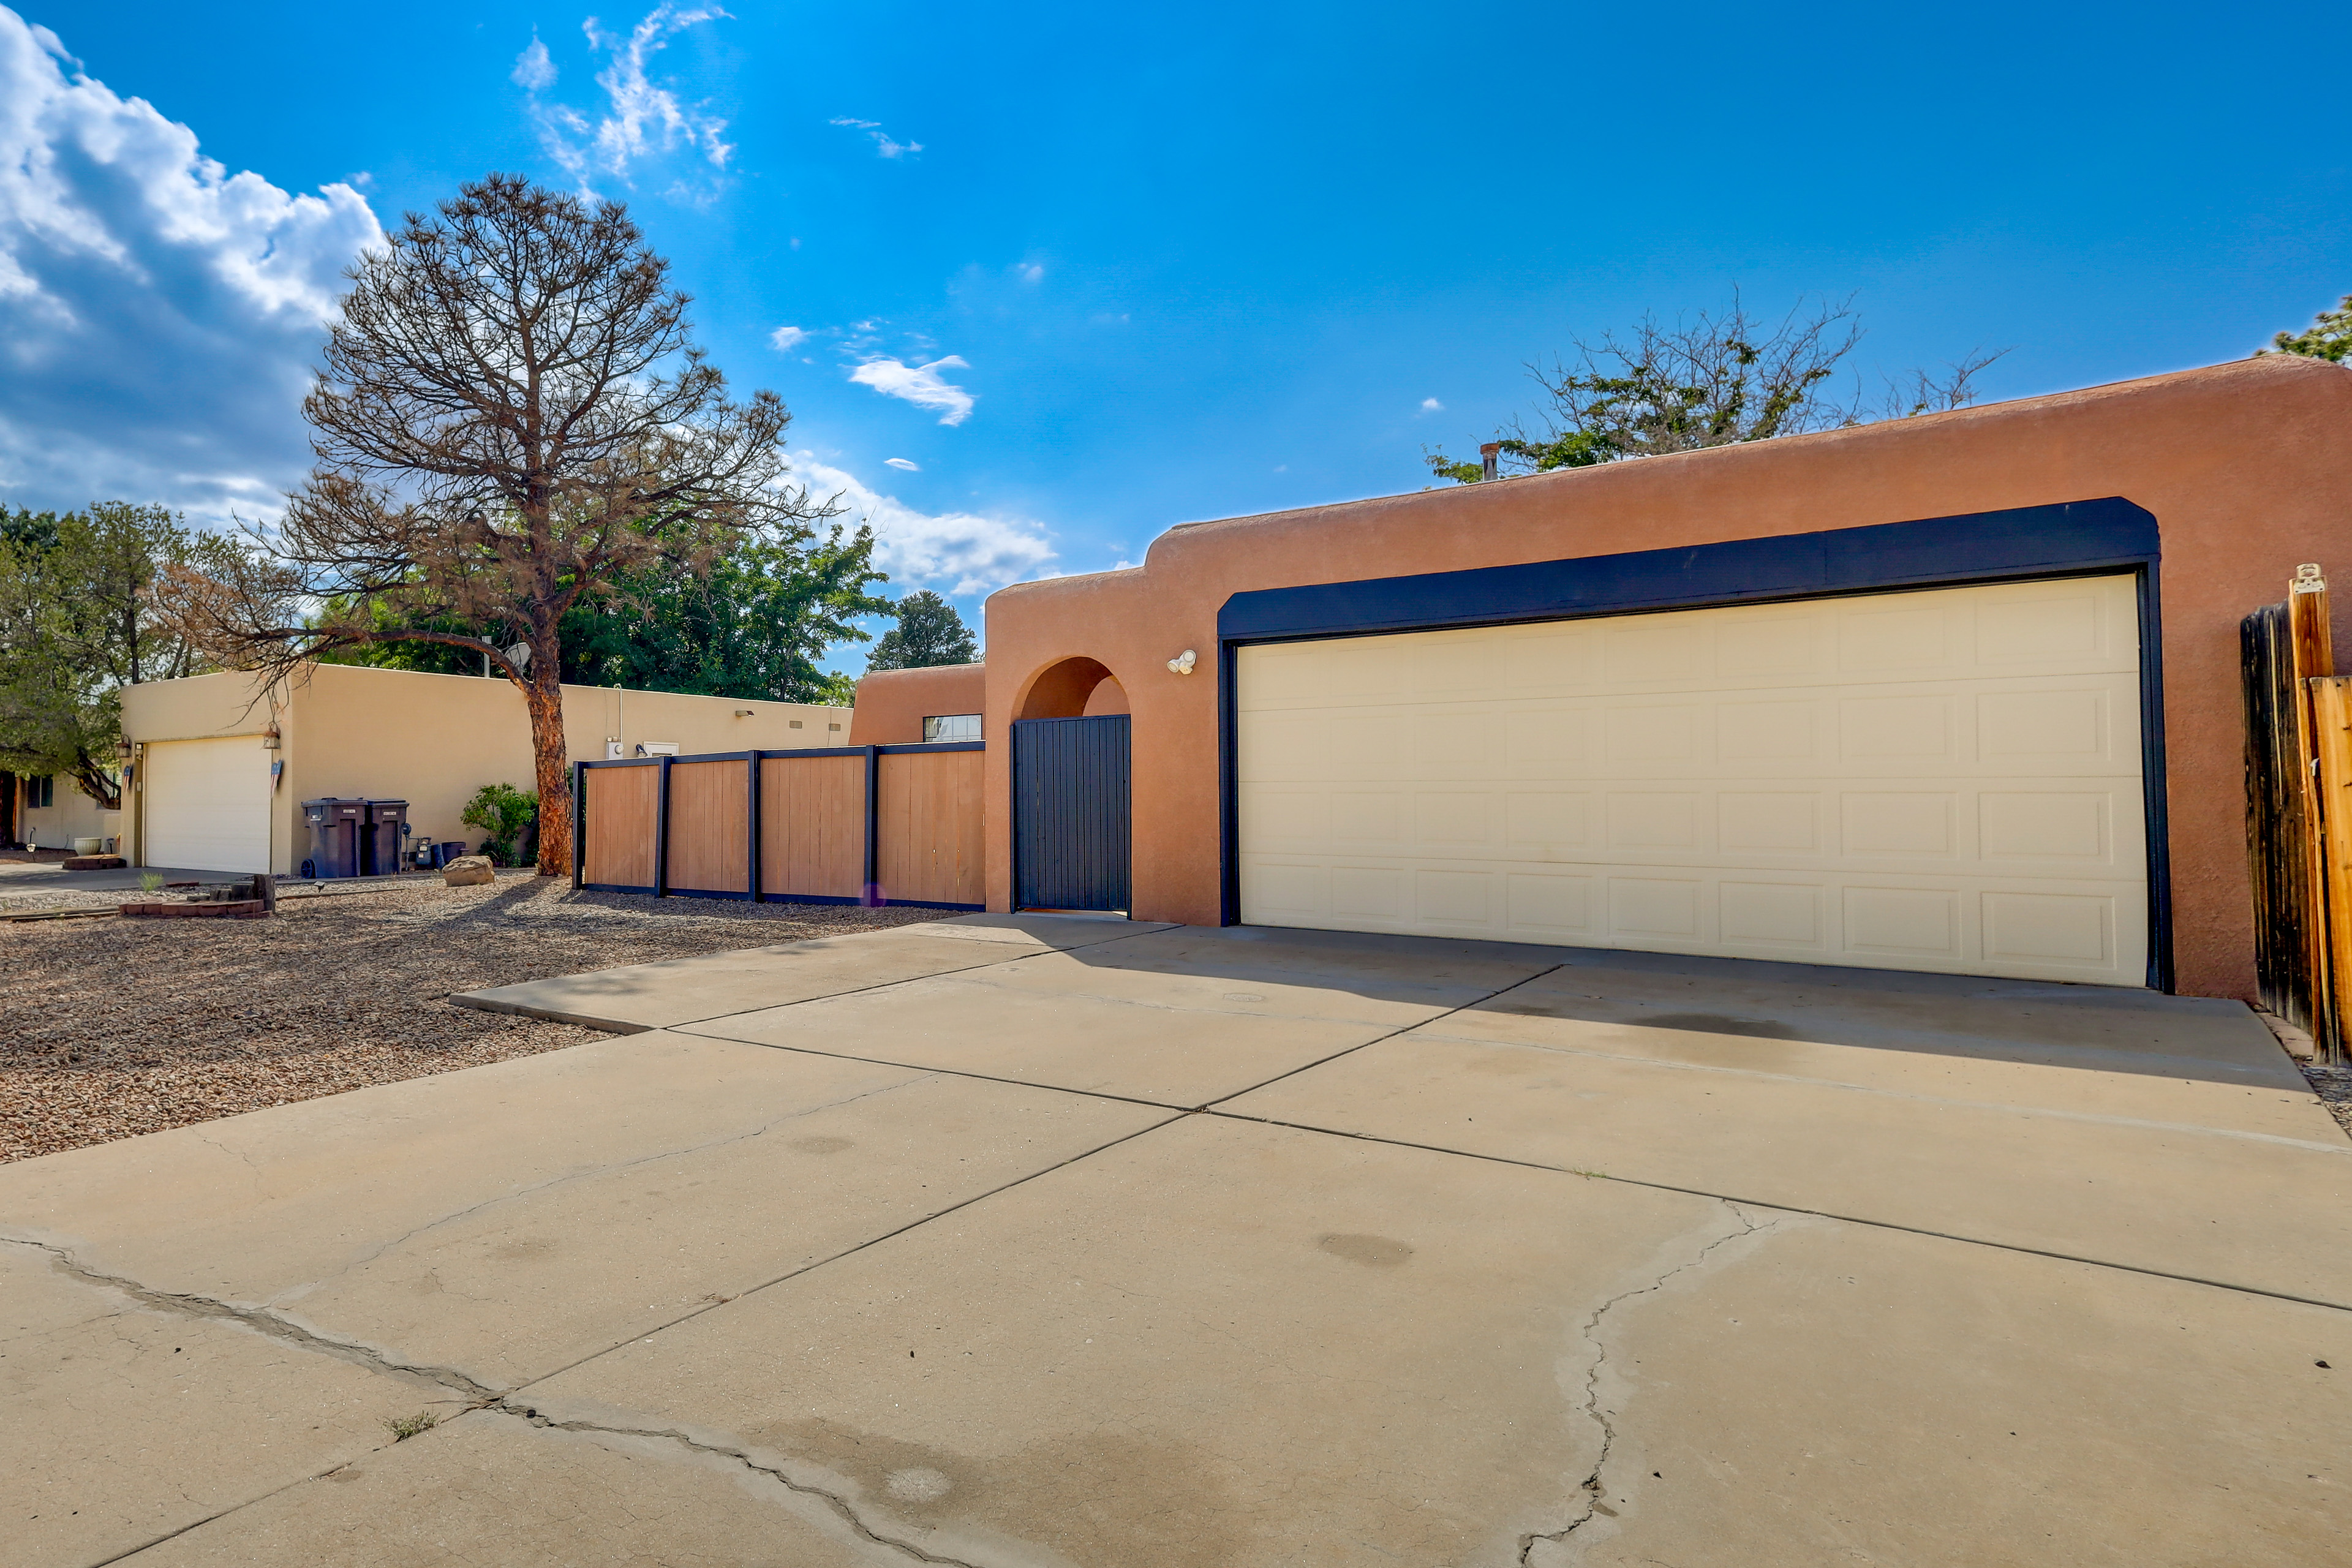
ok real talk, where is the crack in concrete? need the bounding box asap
[1,1235,502,1403]
[490,1404,989,1566]
[1519,1202,1773,1566]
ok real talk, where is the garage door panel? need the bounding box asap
[143,736,272,874]
[1502,627,1601,692]
[1237,575,2148,986]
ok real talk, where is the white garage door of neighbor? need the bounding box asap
[1236,574,2149,985]
[143,736,274,873]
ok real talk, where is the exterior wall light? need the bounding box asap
[1167,649,1197,675]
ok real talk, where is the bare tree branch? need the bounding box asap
[154,173,838,873]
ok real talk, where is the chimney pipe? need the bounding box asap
[1479,442,1500,482]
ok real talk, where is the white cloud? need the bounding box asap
[521,5,732,192]
[1018,262,1044,284]
[849,355,974,426]
[796,455,1051,596]
[883,457,919,471]
[0,10,382,520]
[1420,396,1444,412]
[831,117,922,159]
[767,323,807,351]
[511,35,557,91]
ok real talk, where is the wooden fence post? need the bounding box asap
[862,746,881,906]
[2290,567,2335,1053]
[654,755,673,899]
[2309,677,2352,1063]
[747,751,763,902]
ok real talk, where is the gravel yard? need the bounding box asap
[1,873,938,1163]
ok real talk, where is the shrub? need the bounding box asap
[461,783,538,867]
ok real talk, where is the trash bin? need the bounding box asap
[429,840,469,870]
[303,799,366,878]
[361,799,409,876]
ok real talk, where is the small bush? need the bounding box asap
[383,1409,440,1441]
[461,783,538,867]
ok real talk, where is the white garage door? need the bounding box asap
[143,736,273,873]
[1237,575,2147,985]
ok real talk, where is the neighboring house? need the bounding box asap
[4,771,117,853]
[120,663,851,875]
[965,354,2352,1005]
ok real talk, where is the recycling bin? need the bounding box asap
[361,799,409,876]
[303,798,366,878]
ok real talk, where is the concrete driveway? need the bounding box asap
[4,914,2347,1567]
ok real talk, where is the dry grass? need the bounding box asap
[0,873,938,1164]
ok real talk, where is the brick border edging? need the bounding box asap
[117,901,269,920]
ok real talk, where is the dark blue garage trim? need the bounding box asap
[1214,496,2173,989]
[1216,497,2157,643]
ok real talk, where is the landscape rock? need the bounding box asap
[442,856,496,887]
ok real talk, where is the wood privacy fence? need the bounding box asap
[2242,565,2351,1063]
[573,742,985,910]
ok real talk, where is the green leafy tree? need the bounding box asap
[328,526,887,701]
[559,527,889,702]
[0,503,233,808]
[864,590,978,671]
[461,783,538,866]
[2262,294,2352,363]
[1427,294,2003,483]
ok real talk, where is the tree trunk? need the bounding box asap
[523,660,571,876]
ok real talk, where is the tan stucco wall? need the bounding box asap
[981,354,2352,1001]
[17,779,115,850]
[122,665,851,873]
[848,664,987,745]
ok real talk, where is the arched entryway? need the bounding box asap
[1012,657,1132,913]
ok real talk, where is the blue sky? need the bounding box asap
[2,1,2346,672]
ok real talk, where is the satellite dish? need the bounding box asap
[505,642,532,671]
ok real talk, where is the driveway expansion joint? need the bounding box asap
[1198,1109,2352,1314]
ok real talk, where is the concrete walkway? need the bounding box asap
[4,915,2346,1566]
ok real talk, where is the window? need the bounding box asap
[922,714,982,744]
[27,775,55,809]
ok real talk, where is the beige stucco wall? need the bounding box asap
[121,665,851,873]
[17,778,116,851]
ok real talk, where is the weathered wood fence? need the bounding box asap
[573,742,985,909]
[2243,565,2351,1063]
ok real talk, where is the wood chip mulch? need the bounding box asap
[2306,1065,2352,1139]
[1,873,940,1164]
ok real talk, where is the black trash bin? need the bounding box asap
[303,799,366,878]
[361,799,409,876]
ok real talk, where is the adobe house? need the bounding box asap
[975,355,2352,1003]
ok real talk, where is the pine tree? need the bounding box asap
[865,590,978,670]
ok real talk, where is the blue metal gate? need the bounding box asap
[1012,715,1131,912]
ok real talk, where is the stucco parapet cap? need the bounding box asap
[1130,354,2351,568]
